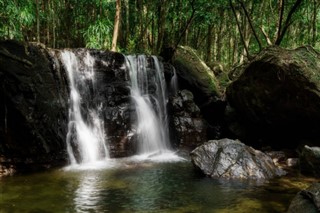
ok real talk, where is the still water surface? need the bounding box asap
[0,158,310,213]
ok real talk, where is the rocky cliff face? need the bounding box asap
[0,41,69,176]
[0,41,208,176]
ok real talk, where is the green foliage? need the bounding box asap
[0,0,318,69]
[0,0,34,40]
[83,18,112,49]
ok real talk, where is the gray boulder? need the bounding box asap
[190,138,286,179]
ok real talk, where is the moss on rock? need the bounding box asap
[172,46,221,106]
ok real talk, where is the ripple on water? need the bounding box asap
[0,159,315,213]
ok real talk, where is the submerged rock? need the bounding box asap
[226,46,320,148]
[287,183,320,213]
[190,138,286,179]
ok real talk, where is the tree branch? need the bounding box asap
[229,0,250,59]
[260,26,273,45]
[236,0,262,51]
[275,0,303,45]
[174,0,196,50]
[275,0,285,42]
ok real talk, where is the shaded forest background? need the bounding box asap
[0,0,319,68]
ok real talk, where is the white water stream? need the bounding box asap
[61,50,109,167]
[126,55,181,161]
[61,51,182,167]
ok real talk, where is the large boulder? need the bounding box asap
[170,90,207,150]
[226,46,320,148]
[190,138,285,179]
[0,40,69,176]
[287,183,320,213]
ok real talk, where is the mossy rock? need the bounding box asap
[172,46,221,107]
[226,45,320,148]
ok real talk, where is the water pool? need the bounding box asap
[0,159,311,213]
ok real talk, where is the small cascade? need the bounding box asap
[170,68,179,95]
[61,50,109,166]
[126,55,172,156]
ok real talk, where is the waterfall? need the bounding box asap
[126,55,172,156]
[61,50,109,166]
[170,68,178,96]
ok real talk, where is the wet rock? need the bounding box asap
[53,48,134,158]
[287,158,299,168]
[0,40,69,176]
[226,46,320,148]
[86,49,133,157]
[190,138,286,179]
[287,183,320,213]
[299,145,320,177]
[265,150,299,169]
[265,151,287,166]
[170,90,207,150]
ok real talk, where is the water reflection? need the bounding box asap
[0,161,305,213]
[74,171,103,212]
[127,166,169,211]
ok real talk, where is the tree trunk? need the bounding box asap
[124,0,129,48]
[111,0,121,51]
[229,0,250,60]
[275,0,285,42]
[157,0,167,53]
[46,0,50,46]
[312,0,318,46]
[36,0,40,43]
[237,0,262,51]
[206,24,213,63]
[175,0,196,50]
[52,0,56,48]
[216,10,223,62]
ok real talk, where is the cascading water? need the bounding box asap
[126,55,174,158]
[170,68,179,96]
[61,50,109,166]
